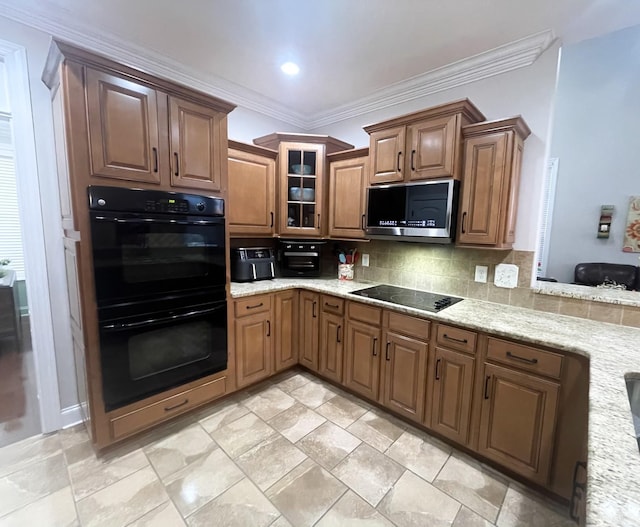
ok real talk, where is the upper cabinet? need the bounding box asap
[364,99,485,185]
[253,133,353,237]
[227,141,277,236]
[456,117,531,249]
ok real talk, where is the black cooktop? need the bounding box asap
[350,285,463,312]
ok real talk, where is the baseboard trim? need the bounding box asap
[60,404,83,429]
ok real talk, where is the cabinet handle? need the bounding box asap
[361,214,366,230]
[317,213,320,227]
[152,147,158,173]
[245,302,264,310]
[435,358,442,380]
[411,149,416,171]
[372,337,378,356]
[312,301,317,318]
[385,341,391,361]
[397,151,402,172]
[336,325,342,343]
[443,333,468,344]
[270,211,274,228]
[461,212,467,234]
[506,351,538,364]
[164,398,189,412]
[325,302,339,309]
[484,375,491,399]
[174,152,179,177]
[266,320,271,337]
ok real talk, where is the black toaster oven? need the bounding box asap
[278,240,325,277]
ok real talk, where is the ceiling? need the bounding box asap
[1,0,640,128]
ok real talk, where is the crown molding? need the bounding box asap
[0,2,554,131]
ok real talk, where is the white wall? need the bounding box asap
[228,106,303,143]
[308,43,562,252]
[546,25,640,283]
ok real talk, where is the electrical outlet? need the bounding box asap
[361,254,370,267]
[475,265,488,283]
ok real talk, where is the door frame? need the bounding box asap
[1,39,62,433]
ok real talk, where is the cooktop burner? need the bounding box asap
[350,285,463,312]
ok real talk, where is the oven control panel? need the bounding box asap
[144,199,190,213]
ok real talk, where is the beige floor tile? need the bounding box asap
[67,447,149,501]
[198,401,249,434]
[62,440,95,467]
[235,435,307,491]
[378,470,461,527]
[316,394,368,428]
[385,430,451,482]
[0,486,78,527]
[127,501,185,526]
[268,403,326,442]
[57,425,90,451]
[144,424,216,481]
[346,410,404,452]
[273,372,311,394]
[297,421,361,470]
[0,452,69,517]
[75,466,167,527]
[267,458,346,527]
[453,505,495,527]
[315,489,394,527]
[242,386,296,420]
[332,443,404,507]
[164,447,244,517]
[290,380,337,408]
[496,486,575,527]
[433,454,508,523]
[186,477,279,527]
[210,412,277,459]
[270,516,294,527]
[0,433,61,478]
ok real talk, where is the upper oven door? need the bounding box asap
[90,211,226,306]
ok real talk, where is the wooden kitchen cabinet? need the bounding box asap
[364,100,485,184]
[327,148,369,239]
[319,307,344,383]
[344,302,382,400]
[457,117,531,248]
[234,295,273,388]
[299,290,320,371]
[274,290,298,371]
[228,141,277,236]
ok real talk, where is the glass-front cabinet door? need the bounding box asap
[279,142,325,236]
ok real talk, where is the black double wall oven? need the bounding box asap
[89,186,227,412]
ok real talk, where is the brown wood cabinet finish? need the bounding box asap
[457,117,530,249]
[368,127,405,184]
[299,291,320,371]
[235,309,273,388]
[319,311,344,383]
[274,290,298,371]
[344,319,382,400]
[478,363,559,484]
[407,115,459,180]
[228,141,277,236]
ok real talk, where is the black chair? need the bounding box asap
[573,263,640,291]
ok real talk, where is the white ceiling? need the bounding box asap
[1,0,640,127]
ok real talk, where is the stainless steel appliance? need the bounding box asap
[350,284,462,312]
[89,186,227,411]
[278,240,325,277]
[231,247,276,282]
[365,179,459,243]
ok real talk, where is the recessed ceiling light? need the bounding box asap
[281,62,300,76]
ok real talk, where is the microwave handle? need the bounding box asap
[101,304,225,332]
[93,216,221,226]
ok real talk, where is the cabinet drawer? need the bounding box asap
[321,295,344,316]
[436,325,477,354]
[487,338,563,379]
[234,295,272,317]
[347,301,382,325]
[110,376,227,440]
[386,311,430,341]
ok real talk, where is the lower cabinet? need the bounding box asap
[299,291,320,371]
[319,296,345,383]
[234,295,273,388]
[274,290,298,371]
[344,302,382,400]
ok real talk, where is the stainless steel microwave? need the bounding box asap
[365,179,459,243]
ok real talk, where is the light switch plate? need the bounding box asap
[361,254,370,267]
[474,265,488,283]
[494,263,519,289]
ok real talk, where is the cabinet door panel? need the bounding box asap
[228,148,275,235]
[457,132,508,245]
[170,96,223,191]
[235,312,272,388]
[408,115,458,180]
[344,320,381,400]
[86,68,161,184]
[328,156,368,238]
[299,291,320,371]
[382,332,427,422]
[430,347,474,445]
[319,312,344,383]
[478,363,559,484]
[275,291,298,371]
[369,127,405,184]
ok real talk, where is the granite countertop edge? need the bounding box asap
[230,278,640,527]
[534,280,640,308]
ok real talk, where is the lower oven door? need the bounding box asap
[99,300,227,411]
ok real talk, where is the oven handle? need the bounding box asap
[101,304,225,332]
[93,216,222,226]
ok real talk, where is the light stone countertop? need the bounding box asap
[534,280,640,308]
[230,278,640,527]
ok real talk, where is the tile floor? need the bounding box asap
[0,370,576,527]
